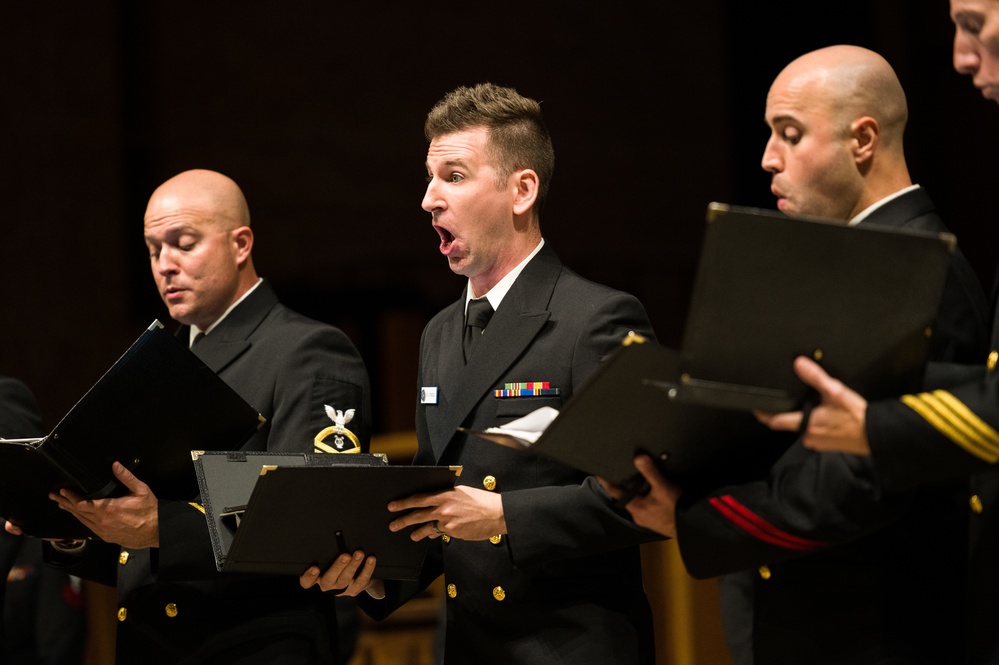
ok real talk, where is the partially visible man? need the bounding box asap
[758,5,999,663]
[0,378,85,665]
[610,45,989,664]
[301,83,661,664]
[41,170,372,664]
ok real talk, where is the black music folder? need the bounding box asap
[462,341,790,496]
[463,202,955,491]
[194,451,389,573]
[194,452,461,579]
[677,202,954,412]
[0,320,264,538]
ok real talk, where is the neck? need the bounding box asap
[469,232,540,297]
[851,162,912,219]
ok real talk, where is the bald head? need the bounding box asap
[776,45,908,152]
[146,169,251,232]
[143,170,257,331]
[762,46,913,221]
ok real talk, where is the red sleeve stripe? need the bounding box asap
[708,495,827,551]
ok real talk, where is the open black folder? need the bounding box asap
[462,341,791,496]
[194,451,461,579]
[676,202,954,411]
[463,202,955,492]
[0,321,263,538]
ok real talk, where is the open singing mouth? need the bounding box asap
[434,224,455,250]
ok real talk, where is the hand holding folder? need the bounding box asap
[194,451,461,580]
[0,321,263,539]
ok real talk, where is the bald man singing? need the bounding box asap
[755,6,999,664]
[605,46,988,664]
[42,170,372,664]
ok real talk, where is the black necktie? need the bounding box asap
[191,332,206,348]
[463,298,494,363]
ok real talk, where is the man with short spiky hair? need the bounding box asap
[302,83,660,664]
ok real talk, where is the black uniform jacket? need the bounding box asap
[0,378,81,665]
[47,281,372,665]
[866,206,999,664]
[675,188,990,664]
[361,243,662,665]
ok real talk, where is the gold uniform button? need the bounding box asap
[989,351,998,371]
[971,495,984,514]
[119,551,129,565]
[492,586,506,601]
[165,603,178,618]
[483,475,497,491]
[489,535,503,545]
[447,584,457,599]
[758,566,771,580]
[441,535,451,544]
[117,607,127,622]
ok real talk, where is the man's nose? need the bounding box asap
[154,248,179,274]
[422,178,442,213]
[761,138,782,173]
[953,33,980,76]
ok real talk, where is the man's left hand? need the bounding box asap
[50,461,160,549]
[388,485,506,541]
[601,454,681,538]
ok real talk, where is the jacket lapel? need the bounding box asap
[856,187,930,229]
[428,245,561,461]
[183,281,280,373]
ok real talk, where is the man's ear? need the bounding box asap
[232,226,254,266]
[512,169,540,216]
[851,116,879,165]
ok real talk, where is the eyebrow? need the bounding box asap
[426,158,470,173]
[952,9,980,20]
[952,7,985,26]
[768,114,797,125]
[144,223,199,240]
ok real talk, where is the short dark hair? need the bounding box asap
[425,83,555,212]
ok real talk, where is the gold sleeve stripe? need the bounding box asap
[188,502,206,514]
[901,391,999,463]
[923,391,999,461]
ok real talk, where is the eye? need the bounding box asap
[959,16,983,35]
[781,127,802,145]
[449,172,464,184]
[176,235,198,252]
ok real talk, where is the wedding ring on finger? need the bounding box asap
[432,520,443,535]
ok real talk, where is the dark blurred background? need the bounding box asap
[2,0,997,435]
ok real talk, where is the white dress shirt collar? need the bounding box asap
[848,184,920,226]
[465,239,545,314]
[189,278,264,346]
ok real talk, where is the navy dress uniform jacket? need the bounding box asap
[674,188,989,664]
[47,281,372,665]
[361,243,661,665]
[0,378,77,665]
[2,534,85,665]
[867,258,999,663]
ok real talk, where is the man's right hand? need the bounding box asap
[755,356,872,455]
[299,550,385,599]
